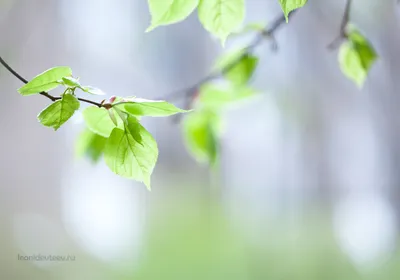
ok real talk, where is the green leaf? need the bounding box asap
[339,28,378,88]
[75,129,107,163]
[218,52,258,85]
[61,76,81,88]
[146,0,199,31]
[278,0,308,22]
[198,84,255,108]
[121,98,188,117]
[125,115,144,145]
[104,124,158,189]
[198,0,245,45]
[83,107,122,137]
[18,66,72,95]
[81,86,106,96]
[37,93,80,130]
[183,110,219,165]
[108,109,119,126]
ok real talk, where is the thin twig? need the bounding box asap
[0,56,103,107]
[328,0,352,50]
[162,11,294,102]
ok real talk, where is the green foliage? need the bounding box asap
[120,98,189,117]
[198,84,254,108]
[13,0,380,189]
[104,124,158,190]
[339,26,378,88]
[37,93,80,130]
[221,52,259,85]
[18,66,72,95]
[183,110,219,165]
[83,107,121,137]
[75,129,107,163]
[278,0,308,22]
[13,64,188,189]
[183,83,255,165]
[198,0,245,45]
[144,0,310,45]
[81,86,105,95]
[146,0,199,31]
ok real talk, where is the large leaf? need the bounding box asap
[278,0,308,22]
[198,0,245,45]
[37,93,80,130]
[83,107,122,137]
[146,0,199,31]
[18,66,72,95]
[183,110,219,165]
[75,129,107,163]
[104,122,158,189]
[339,28,377,88]
[121,98,188,117]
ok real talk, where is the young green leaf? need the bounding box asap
[75,129,107,163]
[37,93,80,130]
[278,0,308,22]
[217,50,258,85]
[146,0,199,31]
[198,0,245,45]
[183,110,219,165]
[83,107,122,137]
[339,28,377,88]
[18,66,72,95]
[81,86,106,96]
[104,123,158,189]
[121,98,188,117]
[198,84,255,108]
[61,76,81,88]
[108,109,119,126]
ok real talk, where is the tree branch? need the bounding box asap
[163,10,297,122]
[0,56,103,107]
[328,0,352,50]
[162,11,296,102]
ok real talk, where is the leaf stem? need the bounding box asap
[0,56,103,107]
[328,0,352,50]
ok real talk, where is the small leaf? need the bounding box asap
[83,107,122,137]
[198,0,245,45]
[338,27,378,88]
[279,0,308,22]
[37,93,80,130]
[183,110,219,165]
[104,125,158,189]
[146,0,199,31]
[81,86,106,95]
[216,50,258,85]
[75,129,107,163]
[121,98,188,117]
[18,66,72,95]
[61,76,81,88]
[108,109,118,126]
[198,84,255,108]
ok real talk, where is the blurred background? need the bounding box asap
[1,0,400,279]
